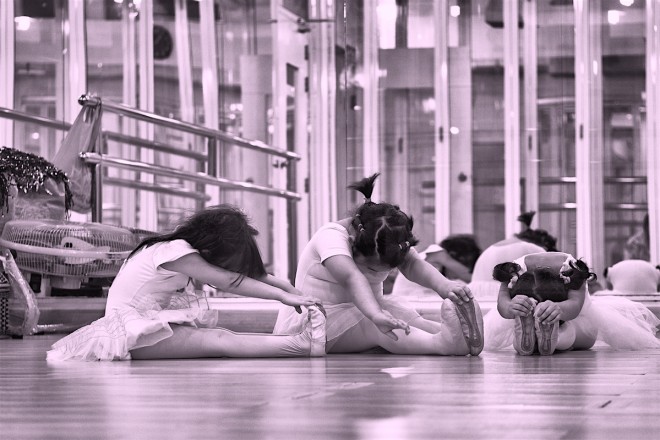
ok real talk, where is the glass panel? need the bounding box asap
[13,0,64,159]
[377,0,436,249]
[336,0,364,214]
[599,0,648,266]
[468,0,507,247]
[536,0,576,255]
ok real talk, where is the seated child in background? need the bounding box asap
[390,235,481,296]
[598,259,660,295]
[468,211,557,301]
[484,252,660,355]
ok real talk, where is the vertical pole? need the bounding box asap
[503,0,521,238]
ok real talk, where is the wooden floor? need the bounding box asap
[1,336,659,440]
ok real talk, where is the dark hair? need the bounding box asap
[128,205,266,285]
[506,268,568,302]
[533,268,569,302]
[348,173,419,268]
[515,228,558,252]
[560,258,595,290]
[440,234,482,271]
[509,271,538,301]
[517,211,536,229]
[492,262,521,283]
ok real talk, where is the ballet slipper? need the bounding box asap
[304,305,327,357]
[535,317,559,356]
[454,300,484,356]
[513,314,536,356]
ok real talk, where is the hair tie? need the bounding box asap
[507,275,519,289]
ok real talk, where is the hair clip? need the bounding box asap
[357,223,365,233]
[398,241,410,250]
[507,275,519,289]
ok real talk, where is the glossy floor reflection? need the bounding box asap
[1,335,659,439]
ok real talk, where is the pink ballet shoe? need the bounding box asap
[534,317,558,356]
[454,300,484,356]
[513,314,536,356]
[305,305,327,357]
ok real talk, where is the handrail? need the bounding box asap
[0,107,71,131]
[79,95,301,161]
[81,152,302,201]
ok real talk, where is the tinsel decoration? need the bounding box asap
[0,147,74,214]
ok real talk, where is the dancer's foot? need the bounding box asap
[535,317,558,356]
[455,300,484,356]
[513,314,536,356]
[303,304,326,357]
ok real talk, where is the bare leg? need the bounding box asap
[556,320,597,351]
[131,306,325,359]
[329,300,472,356]
[409,316,443,333]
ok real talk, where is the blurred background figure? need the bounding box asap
[597,259,660,296]
[390,234,482,297]
[468,212,559,302]
[623,214,650,261]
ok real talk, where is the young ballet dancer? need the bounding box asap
[390,234,482,296]
[273,173,484,356]
[468,211,557,301]
[47,205,326,361]
[485,252,660,355]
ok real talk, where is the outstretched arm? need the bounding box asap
[431,253,473,283]
[161,253,321,310]
[398,254,472,304]
[323,254,410,340]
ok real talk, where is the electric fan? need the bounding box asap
[0,219,139,290]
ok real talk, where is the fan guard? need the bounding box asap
[0,219,139,289]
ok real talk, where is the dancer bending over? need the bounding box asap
[485,252,660,355]
[47,205,326,361]
[273,173,483,356]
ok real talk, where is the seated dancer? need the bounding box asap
[48,205,326,361]
[468,211,557,301]
[273,173,484,356]
[390,235,481,296]
[600,259,660,295]
[485,252,660,355]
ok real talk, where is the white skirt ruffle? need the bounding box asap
[483,295,660,351]
[47,307,219,361]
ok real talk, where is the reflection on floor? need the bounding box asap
[1,335,659,439]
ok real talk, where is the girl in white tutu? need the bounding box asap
[47,205,326,361]
[273,173,484,356]
[485,252,660,355]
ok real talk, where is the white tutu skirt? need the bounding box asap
[273,298,421,350]
[483,296,660,351]
[47,307,219,361]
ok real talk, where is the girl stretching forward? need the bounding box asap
[47,205,326,361]
[273,174,484,356]
[485,252,660,355]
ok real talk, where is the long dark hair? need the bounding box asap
[348,173,419,267]
[128,205,266,285]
